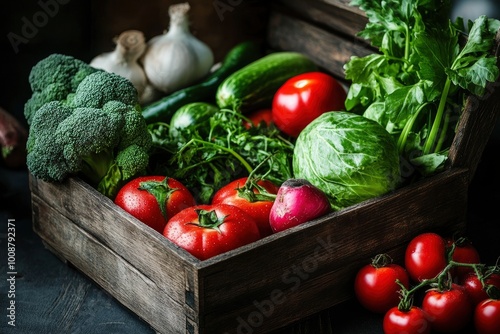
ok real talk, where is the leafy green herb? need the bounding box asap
[148,109,294,203]
[345,0,500,176]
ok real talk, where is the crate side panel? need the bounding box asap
[29,176,200,317]
[199,169,468,333]
[267,11,373,79]
[31,197,193,334]
[276,0,368,39]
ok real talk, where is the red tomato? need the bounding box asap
[354,254,410,314]
[383,306,431,334]
[243,108,273,129]
[163,203,261,260]
[474,299,500,334]
[421,284,473,333]
[405,232,447,282]
[272,71,347,138]
[211,177,279,237]
[462,272,500,306]
[115,176,196,233]
[446,237,481,281]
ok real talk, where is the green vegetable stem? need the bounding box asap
[344,0,500,177]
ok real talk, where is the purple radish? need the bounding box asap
[269,178,331,233]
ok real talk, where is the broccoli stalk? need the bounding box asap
[79,149,116,186]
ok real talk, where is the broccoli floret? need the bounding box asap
[24,53,99,125]
[71,71,139,109]
[26,101,74,182]
[55,106,125,184]
[25,65,152,199]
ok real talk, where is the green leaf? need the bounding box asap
[451,57,499,95]
[412,26,459,100]
[410,151,448,176]
[447,16,500,95]
[384,81,427,126]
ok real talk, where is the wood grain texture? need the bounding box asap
[29,176,201,332]
[276,0,368,39]
[267,11,373,80]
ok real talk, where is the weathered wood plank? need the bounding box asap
[31,198,191,334]
[267,11,373,79]
[197,168,468,333]
[29,176,201,322]
[276,0,368,40]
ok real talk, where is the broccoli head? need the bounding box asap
[26,66,152,199]
[24,53,99,125]
[71,71,139,109]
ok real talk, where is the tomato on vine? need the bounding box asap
[446,237,481,281]
[421,283,473,333]
[405,232,447,282]
[474,299,500,334]
[462,272,500,306]
[354,254,410,314]
[383,306,431,334]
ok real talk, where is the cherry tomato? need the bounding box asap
[272,71,347,138]
[383,306,431,334]
[211,177,279,237]
[163,203,261,260]
[462,272,500,306]
[446,237,481,281]
[243,108,273,129]
[421,284,473,333]
[354,254,410,314]
[115,176,196,233]
[474,299,500,334]
[404,232,447,282]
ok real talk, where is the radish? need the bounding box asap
[269,178,331,233]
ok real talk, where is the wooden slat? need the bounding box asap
[197,168,468,333]
[276,0,368,39]
[31,198,191,334]
[267,10,373,80]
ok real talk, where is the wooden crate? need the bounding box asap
[29,1,500,333]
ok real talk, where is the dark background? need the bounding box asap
[1,0,500,333]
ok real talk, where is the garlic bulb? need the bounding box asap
[142,2,214,94]
[90,30,152,103]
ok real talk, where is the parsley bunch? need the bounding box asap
[344,0,500,176]
[148,109,294,203]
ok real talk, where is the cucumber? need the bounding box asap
[142,41,262,124]
[169,102,219,138]
[215,52,317,112]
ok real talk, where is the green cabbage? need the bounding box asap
[293,111,401,210]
